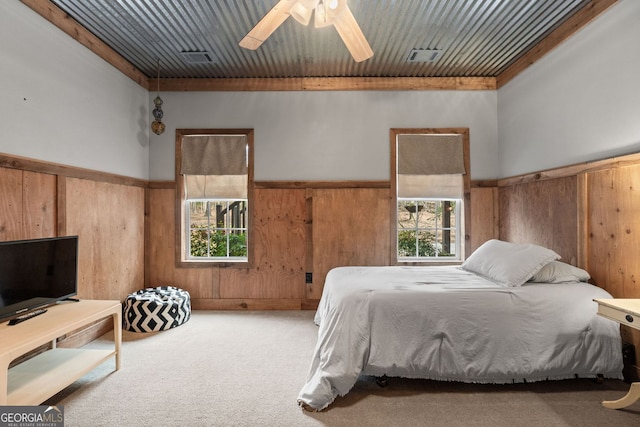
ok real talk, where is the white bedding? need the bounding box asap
[297,266,623,411]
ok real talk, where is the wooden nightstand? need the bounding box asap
[594,298,640,409]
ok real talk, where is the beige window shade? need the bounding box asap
[397,134,465,199]
[398,174,463,198]
[397,134,465,175]
[181,135,247,175]
[181,135,248,199]
[184,175,247,199]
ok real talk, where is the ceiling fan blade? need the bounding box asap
[332,4,373,62]
[239,0,297,50]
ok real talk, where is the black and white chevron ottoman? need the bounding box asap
[123,286,191,332]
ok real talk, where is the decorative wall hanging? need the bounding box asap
[151,59,166,135]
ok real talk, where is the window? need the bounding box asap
[186,200,247,259]
[391,129,470,263]
[397,199,460,258]
[176,129,253,266]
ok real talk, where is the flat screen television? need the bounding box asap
[0,235,78,322]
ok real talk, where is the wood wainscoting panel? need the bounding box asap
[0,167,26,241]
[499,176,578,265]
[587,165,640,298]
[0,168,56,241]
[469,187,499,253]
[219,188,307,299]
[145,188,217,299]
[311,188,391,300]
[63,177,145,300]
[22,171,56,239]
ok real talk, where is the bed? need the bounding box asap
[297,240,624,411]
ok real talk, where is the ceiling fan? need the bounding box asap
[239,0,373,62]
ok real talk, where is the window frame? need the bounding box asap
[175,129,254,268]
[390,128,471,265]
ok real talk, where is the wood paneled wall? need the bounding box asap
[62,177,145,300]
[9,149,640,306]
[5,149,639,372]
[0,169,56,241]
[499,176,578,264]
[146,187,309,309]
[498,154,640,379]
[0,156,146,302]
[309,188,391,299]
[146,183,498,308]
[146,185,394,308]
[1,153,498,312]
[469,187,499,253]
[498,155,640,298]
[586,164,640,299]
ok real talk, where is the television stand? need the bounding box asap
[0,299,121,405]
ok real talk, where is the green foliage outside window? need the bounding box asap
[397,230,454,257]
[398,230,437,257]
[190,227,247,257]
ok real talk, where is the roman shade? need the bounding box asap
[181,135,247,199]
[397,134,465,199]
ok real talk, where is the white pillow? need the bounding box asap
[461,239,560,287]
[527,261,590,283]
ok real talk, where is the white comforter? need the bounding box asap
[297,266,623,410]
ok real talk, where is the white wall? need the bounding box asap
[498,0,640,178]
[149,90,499,181]
[5,1,638,183]
[0,1,501,183]
[0,1,149,180]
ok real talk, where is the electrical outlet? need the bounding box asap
[305,272,313,283]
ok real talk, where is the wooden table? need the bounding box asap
[594,298,640,409]
[0,299,121,405]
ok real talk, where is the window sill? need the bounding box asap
[177,259,251,269]
[396,259,462,266]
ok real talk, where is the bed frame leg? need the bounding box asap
[595,374,604,384]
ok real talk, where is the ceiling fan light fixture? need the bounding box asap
[315,0,344,28]
[291,0,314,25]
[291,5,312,25]
[315,1,328,27]
[239,0,372,62]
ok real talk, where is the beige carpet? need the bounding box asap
[46,310,640,426]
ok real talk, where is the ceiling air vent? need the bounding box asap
[180,51,214,64]
[407,49,442,63]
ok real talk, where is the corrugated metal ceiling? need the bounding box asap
[46,0,591,79]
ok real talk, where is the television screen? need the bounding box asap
[0,236,78,321]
